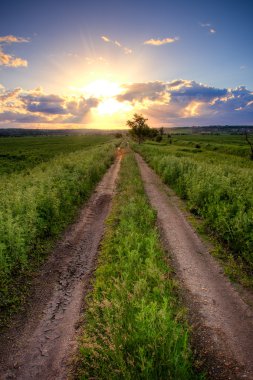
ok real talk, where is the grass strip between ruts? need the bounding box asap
[77,152,202,380]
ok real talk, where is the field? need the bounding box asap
[0,135,116,322]
[134,133,253,286]
[0,135,113,175]
[1,132,253,378]
[77,152,201,379]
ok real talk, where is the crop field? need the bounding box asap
[134,133,253,285]
[77,152,201,379]
[0,135,113,175]
[0,135,116,321]
[1,132,253,379]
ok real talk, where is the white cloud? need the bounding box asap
[0,48,28,67]
[101,35,110,43]
[0,35,29,68]
[101,35,133,54]
[0,35,30,44]
[144,37,179,46]
[200,23,217,34]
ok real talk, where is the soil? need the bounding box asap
[136,153,253,380]
[0,155,122,380]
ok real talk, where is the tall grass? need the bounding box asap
[135,144,253,275]
[77,153,201,379]
[0,143,115,319]
[0,135,113,175]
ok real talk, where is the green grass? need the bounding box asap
[76,152,202,380]
[171,134,252,158]
[0,135,113,175]
[134,139,253,287]
[0,140,116,325]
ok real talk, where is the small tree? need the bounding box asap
[127,113,150,144]
[159,127,164,136]
[245,130,253,160]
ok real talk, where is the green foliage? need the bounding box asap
[77,153,201,380]
[134,141,253,278]
[127,114,151,144]
[0,141,115,321]
[171,134,252,158]
[0,135,113,175]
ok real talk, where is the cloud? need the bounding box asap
[144,37,179,46]
[0,35,29,68]
[117,81,167,103]
[101,35,110,43]
[200,22,216,34]
[0,35,30,44]
[101,35,132,54]
[0,86,99,125]
[116,79,253,126]
[1,80,252,128]
[0,48,28,67]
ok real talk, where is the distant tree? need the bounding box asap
[115,132,123,138]
[244,130,253,160]
[127,113,150,144]
[159,127,164,136]
[155,135,162,142]
[167,133,172,144]
[149,128,159,139]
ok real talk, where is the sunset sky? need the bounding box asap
[1,0,253,129]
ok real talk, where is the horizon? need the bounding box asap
[1,0,253,130]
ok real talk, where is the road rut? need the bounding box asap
[136,153,253,380]
[0,156,121,380]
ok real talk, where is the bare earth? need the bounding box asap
[0,156,121,380]
[136,153,253,380]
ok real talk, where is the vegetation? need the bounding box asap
[0,135,113,175]
[170,133,253,159]
[0,139,116,324]
[127,114,151,144]
[134,137,253,286]
[77,152,201,380]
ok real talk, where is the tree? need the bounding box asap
[244,130,253,160]
[127,113,150,144]
[159,127,164,136]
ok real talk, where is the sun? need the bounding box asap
[97,98,132,115]
[83,79,122,98]
[69,78,133,121]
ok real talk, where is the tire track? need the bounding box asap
[0,155,122,380]
[136,153,253,380]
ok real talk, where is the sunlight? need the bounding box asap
[83,79,122,98]
[97,98,132,115]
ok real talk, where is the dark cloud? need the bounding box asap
[169,80,227,100]
[117,81,166,102]
[116,79,253,126]
[0,80,252,127]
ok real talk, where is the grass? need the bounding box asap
[76,152,202,380]
[0,135,113,175]
[0,139,116,326]
[171,134,252,158]
[134,137,253,287]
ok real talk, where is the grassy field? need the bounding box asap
[76,152,202,380]
[170,133,252,158]
[0,136,116,324]
[0,135,113,175]
[134,135,253,286]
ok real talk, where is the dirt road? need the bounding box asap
[136,153,253,380]
[0,156,121,380]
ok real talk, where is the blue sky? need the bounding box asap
[0,0,253,128]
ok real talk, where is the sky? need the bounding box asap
[0,0,253,129]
